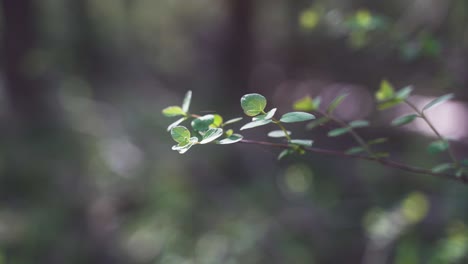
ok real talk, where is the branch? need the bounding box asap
[239,139,468,185]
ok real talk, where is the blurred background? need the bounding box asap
[1,0,468,263]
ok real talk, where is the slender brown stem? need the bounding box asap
[405,100,459,167]
[239,139,467,185]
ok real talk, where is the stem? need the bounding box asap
[239,139,467,185]
[404,100,459,167]
[272,118,292,141]
[321,111,375,157]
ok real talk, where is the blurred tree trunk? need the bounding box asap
[1,0,124,263]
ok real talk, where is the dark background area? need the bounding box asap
[1,0,468,263]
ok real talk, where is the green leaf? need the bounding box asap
[431,163,454,173]
[327,93,348,114]
[240,119,272,130]
[422,93,454,111]
[218,134,243,144]
[277,149,292,160]
[328,127,351,137]
[253,108,277,121]
[349,120,369,128]
[346,146,365,154]
[200,128,224,144]
[376,80,394,101]
[167,117,187,131]
[211,114,223,128]
[395,86,413,100]
[455,168,466,178]
[293,96,321,111]
[280,112,315,123]
[182,90,192,112]
[225,129,233,137]
[171,126,191,144]
[223,117,243,126]
[267,130,291,138]
[172,137,198,154]
[377,98,403,110]
[367,138,388,145]
[374,152,389,158]
[162,106,186,117]
[306,117,330,130]
[191,114,215,131]
[290,139,313,147]
[391,114,418,126]
[241,93,267,116]
[427,140,449,154]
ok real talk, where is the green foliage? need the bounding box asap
[392,114,418,127]
[191,114,215,131]
[427,140,449,154]
[163,89,465,182]
[293,96,321,111]
[423,94,455,112]
[280,112,315,123]
[327,93,348,114]
[162,106,186,117]
[268,130,291,138]
[328,127,351,137]
[241,93,267,116]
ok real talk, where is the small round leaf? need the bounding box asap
[241,93,267,116]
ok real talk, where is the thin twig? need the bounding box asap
[239,139,467,185]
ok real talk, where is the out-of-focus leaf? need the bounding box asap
[328,127,351,137]
[376,80,394,101]
[267,130,291,138]
[293,96,320,111]
[289,139,313,147]
[327,93,348,114]
[431,163,454,173]
[167,117,186,131]
[422,94,454,111]
[427,140,449,154]
[349,120,369,128]
[346,146,365,154]
[182,90,192,112]
[367,138,388,145]
[378,98,403,110]
[306,117,330,130]
[395,86,413,100]
[391,114,418,126]
[223,117,243,126]
[278,149,292,160]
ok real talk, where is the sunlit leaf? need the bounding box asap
[223,117,243,126]
[376,80,394,101]
[290,139,313,147]
[200,128,224,144]
[422,93,454,112]
[167,117,186,131]
[162,106,186,117]
[225,129,233,137]
[431,163,454,173]
[172,137,198,154]
[253,108,277,121]
[306,117,330,130]
[241,93,267,116]
[427,140,449,154]
[218,134,243,144]
[171,126,191,144]
[182,90,192,112]
[191,114,215,131]
[280,112,315,123]
[293,96,320,111]
[349,120,369,128]
[240,119,272,130]
[210,114,223,128]
[327,93,349,114]
[391,114,418,126]
[328,127,351,137]
[377,98,403,110]
[267,130,291,138]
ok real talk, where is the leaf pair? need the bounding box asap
[375,80,413,110]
